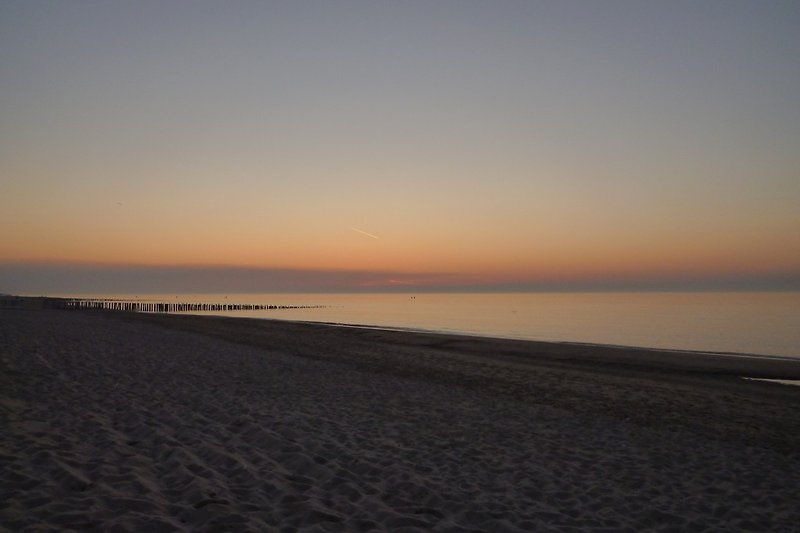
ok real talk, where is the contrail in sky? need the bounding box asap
[350,227,380,239]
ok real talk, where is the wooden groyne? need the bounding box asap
[39,297,323,313]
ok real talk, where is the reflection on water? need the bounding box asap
[64,292,800,358]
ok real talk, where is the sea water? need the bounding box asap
[60,292,800,358]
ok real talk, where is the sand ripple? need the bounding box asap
[2,309,800,531]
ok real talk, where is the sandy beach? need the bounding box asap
[2,305,800,532]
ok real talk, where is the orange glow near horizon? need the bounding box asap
[4,180,799,283]
[3,214,798,289]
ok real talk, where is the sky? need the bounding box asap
[1,1,799,293]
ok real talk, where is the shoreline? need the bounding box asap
[73,310,800,382]
[5,292,800,361]
[4,294,799,379]
[3,306,800,530]
[262,317,800,364]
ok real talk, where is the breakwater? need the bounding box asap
[40,297,323,313]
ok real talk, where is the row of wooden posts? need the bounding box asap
[52,299,322,313]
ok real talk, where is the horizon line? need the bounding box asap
[1,261,799,294]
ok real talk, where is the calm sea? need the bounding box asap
[64,292,800,358]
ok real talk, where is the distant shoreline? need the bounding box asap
[3,294,799,380]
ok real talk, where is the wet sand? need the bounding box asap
[2,306,800,531]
